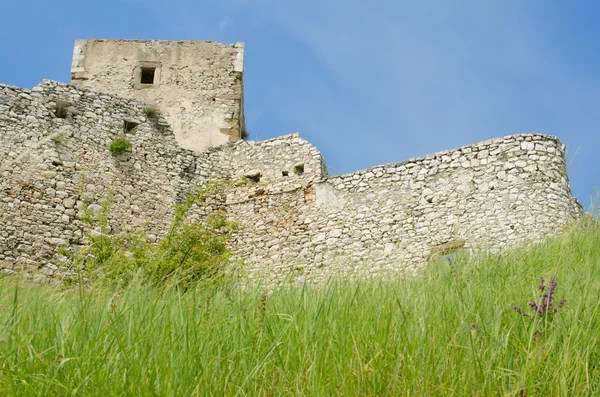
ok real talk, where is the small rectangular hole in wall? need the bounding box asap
[244,170,262,183]
[140,67,156,84]
[124,120,139,133]
[294,164,304,176]
[282,170,289,177]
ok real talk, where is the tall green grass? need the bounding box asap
[1,218,599,396]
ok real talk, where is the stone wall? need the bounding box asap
[0,80,204,278]
[0,79,582,285]
[70,39,245,152]
[214,133,582,286]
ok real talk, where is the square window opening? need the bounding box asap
[140,67,156,84]
[294,164,305,176]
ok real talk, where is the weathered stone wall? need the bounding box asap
[0,80,206,278]
[215,133,582,286]
[70,39,245,152]
[0,79,582,285]
[202,132,327,183]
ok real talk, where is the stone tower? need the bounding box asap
[70,39,245,151]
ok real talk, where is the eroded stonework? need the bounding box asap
[70,39,245,152]
[0,40,583,286]
[217,133,582,285]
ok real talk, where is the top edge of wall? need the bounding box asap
[75,39,244,48]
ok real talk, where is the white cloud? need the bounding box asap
[219,18,229,31]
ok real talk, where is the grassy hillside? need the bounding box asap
[0,217,599,396]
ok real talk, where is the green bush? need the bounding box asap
[109,137,132,156]
[71,183,238,290]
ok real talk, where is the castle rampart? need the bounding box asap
[0,40,583,286]
[214,133,581,285]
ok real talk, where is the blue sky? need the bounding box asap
[1,1,598,210]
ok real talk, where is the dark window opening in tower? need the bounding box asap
[141,67,156,84]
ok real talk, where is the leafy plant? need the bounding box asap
[150,211,237,289]
[109,136,132,156]
[69,182,238,290]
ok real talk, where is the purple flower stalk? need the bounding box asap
[514,275,566,318]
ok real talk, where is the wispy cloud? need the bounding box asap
[219,18,230,32]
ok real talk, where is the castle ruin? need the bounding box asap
[0,40,583,286]
[71,39,245,151]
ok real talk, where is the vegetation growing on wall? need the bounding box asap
[241,126,250,140]
[51,131,67,145]
[143,106,158,119]
[68,182,238,290]
[108,136,132,156]
[53,100,69,119]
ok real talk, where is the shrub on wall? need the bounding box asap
[51,131,67,145]
[241,127,250,140]
[54,100,69,119]
[143,106,158,119]
[68,183,238,290]
[109,137,132,156]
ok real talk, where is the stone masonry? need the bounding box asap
[215,133,582,286]
[0,80,202,279]
[71,39,245,152]
[0,40,583,286]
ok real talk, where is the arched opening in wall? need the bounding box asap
[294,164,304,176]
[428,239,466,266]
